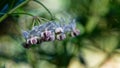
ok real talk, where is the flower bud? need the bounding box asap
[44,30,52,38]
[56,33,66,40]
[30,37,38,44]
[48,33,55,41]
[55,27,64,34]
[27,36,39,44]
[71,29,80,37]
[41,30,52,41]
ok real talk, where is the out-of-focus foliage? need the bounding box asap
[0,0,120,68]
[0,0,24,16]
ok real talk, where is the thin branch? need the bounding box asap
[11,12,34,17]
[33,0,55,20]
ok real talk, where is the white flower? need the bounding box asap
[55,27,64,34]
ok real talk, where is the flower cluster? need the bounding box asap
[22,19,80,48]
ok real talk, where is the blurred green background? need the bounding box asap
[0,0,120,68]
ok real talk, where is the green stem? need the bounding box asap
[0,0,30,23]
[40,17,50,22]
[11,12,34,17]
[0,12,34,17]
[33,0,55,20]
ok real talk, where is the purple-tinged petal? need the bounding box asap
[71,29,80,37]
[48,33,55,41]
[56,33,66,40]
[40,30,53,41]
[31,38,37,44]
[44,30,52,38]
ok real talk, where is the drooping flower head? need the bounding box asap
[22,18,80,48]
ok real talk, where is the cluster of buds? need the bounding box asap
[22,19,80,48]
